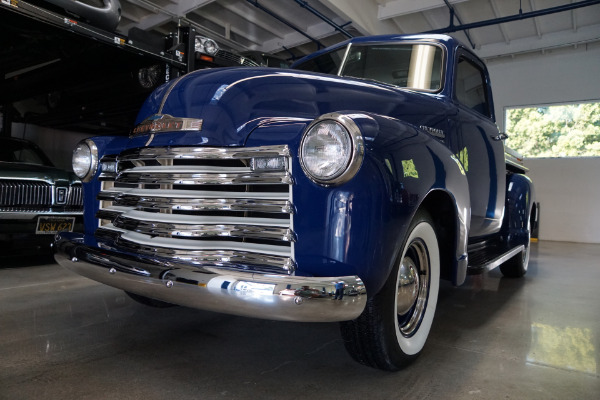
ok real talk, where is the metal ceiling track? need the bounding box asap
[442,0,476,49]
[292,0,354,39]
[429,0,600,34]
[245,0,325,49]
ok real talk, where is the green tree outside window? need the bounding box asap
[505,102,600,157]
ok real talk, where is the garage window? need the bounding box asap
[505,102,600,157]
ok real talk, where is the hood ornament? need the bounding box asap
[131,114,203,136]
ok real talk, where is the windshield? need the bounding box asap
[0,139,53,166]
[295,43,444,92]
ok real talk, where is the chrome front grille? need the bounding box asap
[0,179,52,212]
[96,145,295,274]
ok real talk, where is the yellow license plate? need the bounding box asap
[36,216,75,235]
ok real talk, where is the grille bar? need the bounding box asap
[117,169,293,186]
[112,216,295,242]
[108,193,293,214]
[118,145,289,161]
[96,227,295,273]
[68,185,83,206]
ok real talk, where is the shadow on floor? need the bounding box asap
[0,252,55,268]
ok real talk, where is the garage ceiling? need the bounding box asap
[117,0,600,61]
[2,0,599,135]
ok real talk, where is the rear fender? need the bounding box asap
[501,173,535,247]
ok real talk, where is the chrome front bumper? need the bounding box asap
[54,233,367,322]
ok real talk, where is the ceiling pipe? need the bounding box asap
[442,0,476,49]
[292,0,354,39]
[245,0,325,49]
[428,0,600,34]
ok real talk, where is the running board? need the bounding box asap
[467,245,524,275]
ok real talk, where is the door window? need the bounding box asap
[455,57,490,117]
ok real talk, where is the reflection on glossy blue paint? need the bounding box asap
[527,322,596,374]
[210,84,229,104]
[401,159,419,178]
[326,191,353,263]
[478,127,498,219]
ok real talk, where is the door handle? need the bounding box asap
[491,133,508,141]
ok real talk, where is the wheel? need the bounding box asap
[125,291,176,308]
[341,210,440,371]
[500,218,531,278]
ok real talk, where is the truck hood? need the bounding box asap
[134,67,439,147]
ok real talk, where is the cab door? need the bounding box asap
[453,50,505,239]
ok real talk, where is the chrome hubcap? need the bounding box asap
[397,258,419,315]
[397,240,429,337]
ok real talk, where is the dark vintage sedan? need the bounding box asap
[0,137,83,253]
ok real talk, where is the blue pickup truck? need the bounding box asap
[55,34,536,371]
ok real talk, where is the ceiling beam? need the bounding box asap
[319,0,398,35]
[120,11,141,24]
[428,0,600,34]
[571,0,579,32]
[187,9,263,48]
[490,0,510,44]
[293,0,354,38]
[246,0,326,49]
[528,0,542,38]
[219,2,285,41]
[476,24,600,59]
[120,0,217,32]
[378,0,468,20]
[259,20,338,54]
[421,11,438,32]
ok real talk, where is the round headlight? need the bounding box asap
[204,39,218,55]
[300,113,364,186]
[72,139,98,182]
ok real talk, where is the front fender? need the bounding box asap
[249,112,470,294]
[361,114,471,290]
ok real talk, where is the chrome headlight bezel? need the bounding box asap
[72,139,99,183]
[299,113,364,186]
[194,36,219,56]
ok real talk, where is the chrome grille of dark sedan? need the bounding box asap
[0,180,84,212]
[68,185,83,206]
[216,50,260,67]
[0,179,52,211]
[96,145,296,274]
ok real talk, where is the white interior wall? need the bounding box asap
[486,42,600,244]
[486,41,600,132]
[525,158,600,244]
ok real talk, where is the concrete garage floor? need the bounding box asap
[1,241,599,400]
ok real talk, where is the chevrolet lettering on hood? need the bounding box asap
[131,114,203,136]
